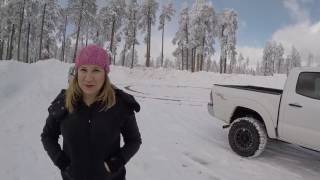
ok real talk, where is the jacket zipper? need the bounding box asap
[87,109,92,180]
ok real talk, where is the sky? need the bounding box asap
[59,0,320,67]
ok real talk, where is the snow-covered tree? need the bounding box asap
[189,0,217,72]
[38,0,62,60]
[274,43,284,73]
[122,0,140,68]
[235,52,244,73]
[24,0,43,62]
[68,0,97,61]
[0,1,8,59]
[262,41,274,76]
[172,2,189,70]
[138,0,159,67]
[125,48,138,68]
[164,57,174,69]
[99,0,125,64]
[158,1,175,67]
[0,0,21,60]
[205,57,212,71]
[211,60,219,72]
[56,8,69,62]
[284,46,301,75]
[256,61,261,75]
[290,46,301,68]
[229,50,237,73]
[217,9,237,73]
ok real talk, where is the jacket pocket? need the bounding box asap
[103,161,112,177]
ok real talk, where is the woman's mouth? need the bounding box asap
[85,85,95,88]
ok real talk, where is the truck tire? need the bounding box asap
[228,117,267,157]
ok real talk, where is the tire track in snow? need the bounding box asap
[124,85,208,107]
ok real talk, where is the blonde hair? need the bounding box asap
[65,73,116,113]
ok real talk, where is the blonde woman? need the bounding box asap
[41,45,141,180]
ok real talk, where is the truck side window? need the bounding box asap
[296,72,320,100]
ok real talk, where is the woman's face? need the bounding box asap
[77,64,105,98]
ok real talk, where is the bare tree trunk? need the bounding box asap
[131,12,136,69]
[73,0,84,62]
[200,36,205,71]
[0,40,4,60]
[109,16,116,64]
[191,48,195,72]
[61,15,67,62]
[26,23,30,63]
[85,24,88,47]
[160,21,165,67]
[110,17,115,52]
[145,11,151,67]
[131,46,135,69]
[8,24,15,60]
[39,3,47,60]
[17,0,26,61]
[223,55,227,74]
[219,55,222,74]
[197,54,200,71]
[181,45,184,70]
[45,40,50,59]
[121,38,127,66]
[185,23,189,71]
[96,30,99,44]
[121,49,126,66]
[6,36,10,60]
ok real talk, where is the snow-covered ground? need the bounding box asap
[0,59,319,180]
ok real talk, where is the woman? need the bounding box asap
[41,45,142,180]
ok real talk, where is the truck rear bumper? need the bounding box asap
[207,102,215,117]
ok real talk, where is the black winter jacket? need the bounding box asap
[41,89,142,180]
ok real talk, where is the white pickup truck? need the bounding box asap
[208,67,320,157]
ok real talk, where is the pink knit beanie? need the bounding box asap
[75,45,111,73]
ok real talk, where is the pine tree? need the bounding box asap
[99,0,125,64]
[39,0,62,60]
[172,2,189,70]
[189,0,217,72]
[291,46,301,69]
[229,51,237,73]
[122,0,140,68]
[217,9,237,73]
[262,41,274,76]
[158,1,175,67]
[274,43,284,73]
[236,53,244,74]
[1,0,21,60]
[138,0,159,67]
[68,0,97,62]
[25,0,42,63]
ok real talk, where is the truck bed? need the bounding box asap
[214,84,283,95]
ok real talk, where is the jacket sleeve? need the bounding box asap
[41,114,70,171]
[119,113,142,164]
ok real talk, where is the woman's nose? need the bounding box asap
[84,73,94,81]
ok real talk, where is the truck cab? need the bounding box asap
[278,68,320,151]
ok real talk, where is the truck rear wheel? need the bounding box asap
[228,117,267,157]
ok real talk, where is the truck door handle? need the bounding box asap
[289,103,302,108]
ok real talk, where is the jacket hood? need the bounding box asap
[48,89,67,119]
[115,89,140,113]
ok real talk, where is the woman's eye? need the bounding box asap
[93,69,100,72]
[80,68,87,72]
